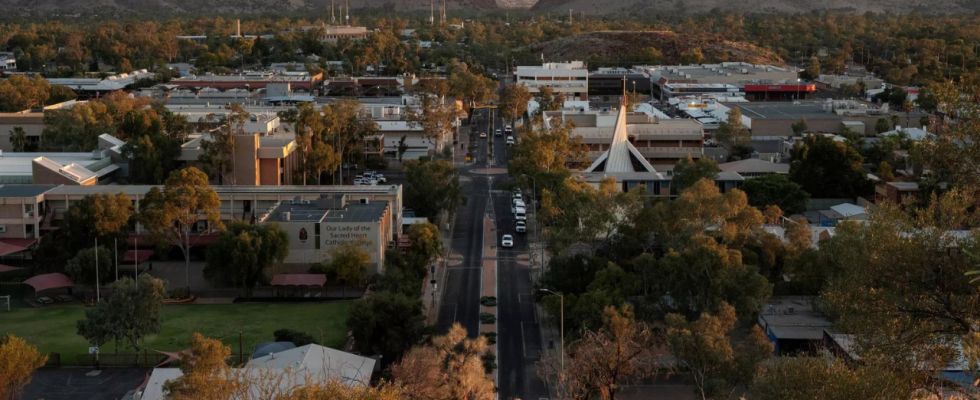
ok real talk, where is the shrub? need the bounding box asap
[482,332,497,345]
[481,350,497,374]
[479,312,496,324]
[480,296,497,307]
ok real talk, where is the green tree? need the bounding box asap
[199,103,248,185]
[666,302,773,400]
[65,245,113,286]
[789,135,871,199]
[204,222,289,299]
[398,135,409,162]
[874,117,892,134]
[716,107,749,151]
[679,47,704,64]
[448,63,498,117]
[0,334,48,400]
[403,159,465,218]
[306,141,342,185]
[347,291,426,361]
[541,177,643,256]
[7,126,29,152]
[635,47,663,65]
[139,167,223,290]
[672,155,719,194]
[806,56,821,80]
[76,276,166,352]
[406,221,445,271]
[507,118,587,196]
[537,85,565,113]
[790,118,808,136]
[316,241,371,299]
[740,174,811,215]
[63,192,134,254]
[407,84,459,154]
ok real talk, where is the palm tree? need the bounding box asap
[9,127,28,152]
[903,100,915,129]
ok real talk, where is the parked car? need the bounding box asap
[515,208,527,221]
[501,234,514,248]
[511,200,526,214]
[375,175,387,183]
[353,178,364,185]
[516,221,527,233]
[512,192,523,202]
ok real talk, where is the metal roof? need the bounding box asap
[585,105,657,174]
[0,184,58,198]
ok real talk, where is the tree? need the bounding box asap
[397,135,409,162]
[877,161,896,182]
[508,118,588,195]
[806,56,821,80]
[751,356,915,400]
[819,189,980,392]
[651,179,765,251]
[347,291,426,361]
[655,236,771,319]
[205,222,289,299]
[65,245,113,286]
[541,177,643,256]
[790,118,808,136]
[164,333,239,400]
[139,167,223,290]
[392,323,495,400]
[403,159,465,218]
[406,221,444,271]
[312,241,370,299]
[499,82,532,126]
[63,192,133,254]
[448,64,498,117]
[789,135,871,199]
[740,174,811,215]
[0,75,53,112]
[666,302,772,400]
[199,103,248,185]
[77,276,166,353]
[306,141,342,185]
[0,334,47,400]
[875,117,892,134]
[672,155,719,194]
[8,127,29,152]
[715,107,749,151]
[921,81,980,187]
[406,87,459,154]
[902,99,914,128]
[329,100,379,182]
[539,305,660,400]
[537,85,565,113]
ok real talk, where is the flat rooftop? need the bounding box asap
[727,102,843,120]
[0,153,101,177]
[0,185,58,198]
[267,200,388,223]
[42,184,401,197]
[173,74,315,83]
[652,63,793,81]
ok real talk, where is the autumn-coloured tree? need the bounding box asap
[314,240,371,299]
[499,82,532,126]
[164,333,239,400]
[392,323,495,400]
[0,334,47,400]
[139,167,223,289]
[539,305,660,400]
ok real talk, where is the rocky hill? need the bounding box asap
[531,0,973,15]
[0,0,500,16]
[530,31,783,66]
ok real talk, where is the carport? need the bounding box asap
[22,273,75,304]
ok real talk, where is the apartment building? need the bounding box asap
[515,62,589,101]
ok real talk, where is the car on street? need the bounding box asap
[516,221,527,233]
[515,208,527,221]
[479,131,488,138]
[506,136,515,146]
[512,192,522,202]
[375,174,387,183]
[505,125,513,133]
[501,234,514,248]
[353,178,364,185]
[511,200,525,214]
[495,129,502,136]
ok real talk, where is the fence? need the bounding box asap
[76,351,172,368]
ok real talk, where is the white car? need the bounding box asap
[479,131,488,138]
[501,234,514,248]
[511,200,525,214]
[516,221,527,233]
[506,136,515,146]
[505,125,513,133]
[512,192,523,202]
[353,179,364,185]
[375,175,387,183]
[367,179,378,186]
[515,208,527,221]
[495,129,502,136]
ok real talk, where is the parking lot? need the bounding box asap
[22,368,148,400]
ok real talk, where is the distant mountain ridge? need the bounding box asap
[531,0,974,15]
[0,0,969,16]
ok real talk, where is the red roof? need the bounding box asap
[23,273,75,293]
[270,274,326,287]
[0,238,36,256]
[0,264,23,273]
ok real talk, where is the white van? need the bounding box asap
[511,199,525,214]
[515,208,527,221]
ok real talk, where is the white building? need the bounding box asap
[515,62,589,101]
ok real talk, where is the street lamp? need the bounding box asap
[796,78,801,101]
[539,288,563,374]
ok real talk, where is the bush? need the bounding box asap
[481,350,497,374]
[480,296,497,307]
[273,328,316,347]
[482,332,497,345]
[167,287,190,300]
[479,312,496,324]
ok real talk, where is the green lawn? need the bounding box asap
[0,302,352,365]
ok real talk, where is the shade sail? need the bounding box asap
[123,250,155,263]
[0,264,23,273]
[23,273,75,293]
[271,274,326,287]
[0,238,36,256]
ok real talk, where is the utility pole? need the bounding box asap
[95,238,100,302]
[345,0,349,26]
[331,0,335,24]
[430,0,434,25]
[569,9,573,24]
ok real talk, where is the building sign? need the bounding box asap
[58,169,82,182]
[323,224,375,251]
[686,103,708,108]
[298,228,308,243]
